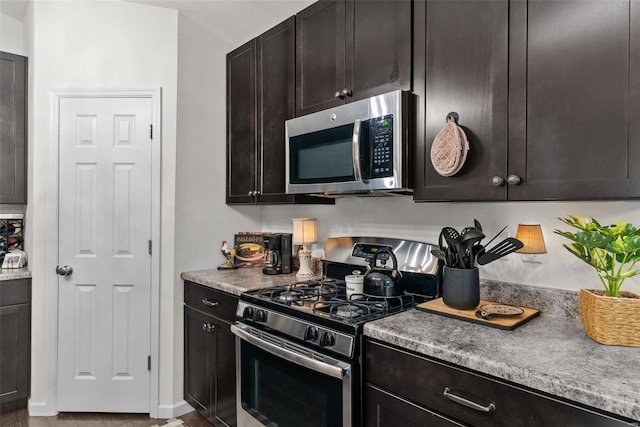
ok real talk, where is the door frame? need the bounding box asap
[46,89,161,417]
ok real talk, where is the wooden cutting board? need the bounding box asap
[416,298,540,330]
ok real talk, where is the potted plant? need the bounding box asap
[554,215,640,347]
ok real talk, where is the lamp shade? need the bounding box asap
[292,218,318,245]
[515,224,547,254]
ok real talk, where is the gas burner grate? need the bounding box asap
[312,293,416,322]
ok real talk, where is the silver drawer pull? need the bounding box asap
[202,298,219,307]
[443,387,496,413]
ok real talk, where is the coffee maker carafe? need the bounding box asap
[263,235,282,275]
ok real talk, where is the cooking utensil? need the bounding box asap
[364,248,403,296]
[482,225,509,249]
[477,238,524,265]
[441,227,465,268]
[459,228,485,268]
[430,249,447,261]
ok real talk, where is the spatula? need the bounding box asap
[477,238,524,265]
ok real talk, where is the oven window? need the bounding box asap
[289,123,356,184]
[240,340,344,427]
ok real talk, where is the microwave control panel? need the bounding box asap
[369,115,394,178]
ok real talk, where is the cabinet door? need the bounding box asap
[346,0,412,103]
[213,320,237,427]
[413,0,509,201]
[0,303,30,410]
[0,52,27,204]
[296,0,346,116]
[256,17,295,204]
[508,0,640,200]
[227,40,257,204]
[365,384,464,427]
[184,306,215,419]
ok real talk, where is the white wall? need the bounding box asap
[173,0,313,405]
[26,0,178,415]
[0,12,25,55]
[262,198,640,295]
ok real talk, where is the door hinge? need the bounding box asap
[149,124,153,139]
[148,355,151,371]
[148,240,152,255]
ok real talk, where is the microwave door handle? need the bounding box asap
[352,119,364,182]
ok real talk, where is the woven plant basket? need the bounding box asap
[578,289,640,347]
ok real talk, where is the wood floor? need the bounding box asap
[0,409,212,427]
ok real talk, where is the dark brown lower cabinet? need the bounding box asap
[365,339,637,427]
[0,279,31,413]
[184,281,238,427]
[366,384,464,427]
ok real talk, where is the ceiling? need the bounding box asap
[0,0,315,46]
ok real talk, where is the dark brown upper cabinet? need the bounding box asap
[414,0,640,201]
[295,0,412,117]
[0,52,27,204]
[226,17,334,205]
[507,0,640,200]
[413,0,509,201]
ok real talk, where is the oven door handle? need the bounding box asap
[231,324,351,380]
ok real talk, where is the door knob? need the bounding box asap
[56,265,74,276]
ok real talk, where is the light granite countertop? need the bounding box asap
[180,267,318,296]
[364,281,640,422]
[181,269,640,422]
[0,267,31,281]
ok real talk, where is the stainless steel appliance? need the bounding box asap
[231,236,441,427]
[285,90,413,196]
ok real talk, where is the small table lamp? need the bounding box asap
[293,218,318,279]
[515,224,547,263]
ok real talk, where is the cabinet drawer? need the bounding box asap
[365,339,635,427]
[0,279,31,306]
[184,281,238,323]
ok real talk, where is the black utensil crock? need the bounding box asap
[442,266,480,309]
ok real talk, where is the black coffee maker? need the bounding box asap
[263,234,293,275]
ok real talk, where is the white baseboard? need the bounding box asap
[28,400,57,417]
[157,401,194,419]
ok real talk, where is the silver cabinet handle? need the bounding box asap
[202,323,207,331]
[443,387,496,413]
[491,176,505,186]
[334,90,344,99]
[202,298,219,307]
[254,190,261,197]
[202,323,216,333]
[56,265,74,276]
[352,119,363,182]
[341,88,353,98]
[507,175,521,185]
[247,190,254,197]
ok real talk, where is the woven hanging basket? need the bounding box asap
[578,289,640,347]
[430,118,470,177]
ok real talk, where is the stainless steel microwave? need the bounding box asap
[285,90,412,196]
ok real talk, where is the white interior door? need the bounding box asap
[57,96,153,412]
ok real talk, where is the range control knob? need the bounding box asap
[242,306,255,320]
[255,309,268,323]
[304,326,319,341]
[319,331,335,347]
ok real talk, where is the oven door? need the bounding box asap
[231,322,352,427]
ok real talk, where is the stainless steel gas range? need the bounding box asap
[230,236,441,427]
